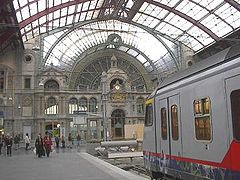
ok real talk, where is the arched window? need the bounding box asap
[89,97,97,113]
[69,98,78,114]
[137,97,144,115]
[79,97,88,111]
[45,97,58,115]
[44,79,59,91]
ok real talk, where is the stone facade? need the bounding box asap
[0,44,153,141]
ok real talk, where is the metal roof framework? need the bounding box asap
[8,0,240,78]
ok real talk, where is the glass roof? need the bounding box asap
[12,0,240,78]
[42,20,178,78]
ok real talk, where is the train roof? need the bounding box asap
[151,45,240,97]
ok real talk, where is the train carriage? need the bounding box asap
[143,46,240,180]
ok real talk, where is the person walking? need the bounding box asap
[14,135,18,150]
[0,135,3,155]
[68,133,72,148]
[17,134,20,149]
[35,134,44,158]
[43,133,52,157]
[76,133,81,148]
[25,133,30,151]
[61,135,65,148]
[5,134,13,156]
[55,135,60,149]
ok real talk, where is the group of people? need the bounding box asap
[35,133,53,158]
[0,132,82,157]
[0,134,14,156]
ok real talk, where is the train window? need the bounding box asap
[161,108,167,140]
[193,98,212,141]
[194,100,202,115]
[171,105,179,140]
[145,104,153,126]
[230,90,240,141]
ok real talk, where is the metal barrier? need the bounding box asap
[95,140,143,161]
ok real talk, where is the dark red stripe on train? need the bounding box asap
[143,140,240,171]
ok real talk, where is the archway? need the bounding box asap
[111,109,125,139]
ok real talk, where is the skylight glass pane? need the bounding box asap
[40,26,47,33]
[215,3,240,29]
[166,13,192,31]
[154,0,179,7]
[16,11,22,22]
[82,1,90,11]
[178,35,203,51]
[55,0,62,6]
[136,54,147,64]
[125,0,134,8]
[48,0,54,8]
[136,14,159,28]
[66,15,74,25]
[32,20,38,28]
[86,11,93,20]
[79,12,87,21]
[48,13,53,21]
[30,3,38,15]
[89,1,97,9]
[145,5,168,19]
[13,0,19,9]
[39,16,46,25]
[196,0,222,10]
[61,7,68,17]
[77,3,83,12]
[176,0,208,20]
[75,13,80,22]
[92,10,100,19]
[21,7,30,20]
[156,22,183,38]
[38,1,46,12]
[54,10,61,19]
[68,5,76,14]
[187,26,213,46]
[127,49,138,57]
[201,14,231,37]
[118,46,129,52]
[53,19,59,27]
[21,0,28,7]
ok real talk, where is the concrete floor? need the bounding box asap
[0,146,148,180]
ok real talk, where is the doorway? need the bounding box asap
[111,109,125,139]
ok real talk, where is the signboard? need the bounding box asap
[73,116,87,124]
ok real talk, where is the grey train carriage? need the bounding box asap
[143,46,240,180]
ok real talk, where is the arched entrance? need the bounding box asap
[111,109,125,139]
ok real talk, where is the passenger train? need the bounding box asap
[143,45,240,180]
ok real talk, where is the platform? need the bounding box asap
[0,147,149,180]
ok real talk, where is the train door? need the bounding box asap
[158,95,182,168]
[225,75,240,173]
[168,94,182,158]
[159,98,170,159]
